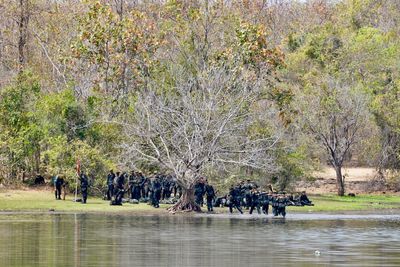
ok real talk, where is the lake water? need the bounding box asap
[0,212,399,267]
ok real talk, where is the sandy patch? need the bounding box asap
[313,167,376,182]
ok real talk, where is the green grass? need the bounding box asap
[287,194,400,212]
[0,189,169,213]
[1,189,400,213]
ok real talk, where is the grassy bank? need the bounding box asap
[0,188,400,213]
[287,194,400,212]
[0,189,169,213]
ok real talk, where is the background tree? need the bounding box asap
[285,22,373,195]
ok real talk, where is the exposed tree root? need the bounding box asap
[167,200,201,213]
[167,189,202,213]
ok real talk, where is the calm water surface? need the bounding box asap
[0,212,399,267]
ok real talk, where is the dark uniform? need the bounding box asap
[259,193,270,215]
[106,170,115,200]
[274,194,289,217]
[141,175,150,199]
[249,189,261,214]
[271,194,278,216]
[54,176,64,200]
[161,175,172,200]
[205,184,215,212]
[130,172,142,200]
[150,176,162,208]
[194,181,206,206]
[300,192,313,206]
[228,186,243,214]
[79,173,89,204]
[243,180,253,209]
[174,183,182,198]
[112,172,125,205]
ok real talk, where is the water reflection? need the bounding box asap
[0,213,399,267]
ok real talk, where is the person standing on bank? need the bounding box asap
[205,180,215,212]
[112,172,125,205]
[79,171,89,204]
[106,170,115,201]
[54,175,64,200]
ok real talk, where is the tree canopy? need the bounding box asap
[1,0,400,196]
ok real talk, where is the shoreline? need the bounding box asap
[1,188,400,215]
[0,206,400,216]
[0,208,399,218]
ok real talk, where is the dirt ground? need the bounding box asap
[295,167,388,195]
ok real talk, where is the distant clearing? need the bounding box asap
[314,167,376,181]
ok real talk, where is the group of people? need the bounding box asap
[55,171,313,217]
[217,180,313,217]
[193,177,216,212]
[105,170,182,207]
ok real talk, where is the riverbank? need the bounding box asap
[0,188,170,214]
[1,188,400,214]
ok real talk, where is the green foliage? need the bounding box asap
[71,0,160,94]
[271,144,315,191]
[0,73,119,191]
[3,0,400,192]
[0,72,42,177]
[43,136,114,190]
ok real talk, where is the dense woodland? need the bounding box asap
[0,0,400,197]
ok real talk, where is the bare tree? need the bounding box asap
[17,0,30,72]
[120,65,281,212]
[296,76,369,196]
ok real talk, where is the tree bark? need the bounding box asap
[167,188,201,213]
[334,165,345,196]
[34,147,40,174]
[18,0,29,72]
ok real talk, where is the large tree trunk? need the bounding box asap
[334,165,345,196]
[167,188,201,213]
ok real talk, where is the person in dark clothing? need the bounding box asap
[128,170,135,199]
[214,195,227,207]
[205,181,215,212]
[300,191,313,206]
[130,171,142,200]
[161,175,172,200]
[243,180,253,209]
[141,174,150,199]
[288,193,295,205]
[259,192,271,215]
[54,175,64,200]
[79,172,89,204]
[194,178,206,206]
[150,176,162,208]
[174,183,182,199]
[162,175,174,199]
[228,186,243,214]
[106,170,115,201]
[275,193,289,217]
[112,172,125,205]
[271,193,278,216]
[249,188,261,214]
